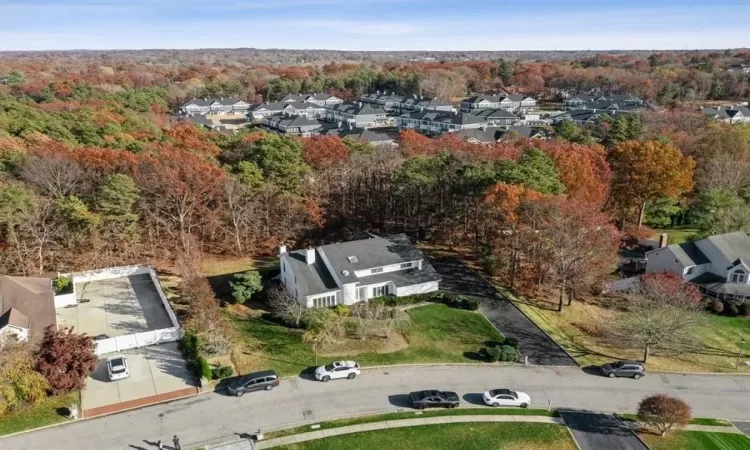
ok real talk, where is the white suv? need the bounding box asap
[106,356,130,381]
[314,360,360,382]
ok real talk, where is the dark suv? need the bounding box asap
[228,370,280,396]
[600,360,645,379]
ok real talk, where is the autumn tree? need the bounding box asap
[182,273,230,357]
[35,326,98,395]
[538,140,611,206]
[608,140,694,227]
[610,272,704,362]
[19,153,86,199]
[302,135,349,168]
[536,198,619,311]
[267,283,307,328]
[0,341,49,418]
[637,394,691,437]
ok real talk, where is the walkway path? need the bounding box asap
[251,415,564,449]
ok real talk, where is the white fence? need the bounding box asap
[64,265,182,356]
[95,327,180,355]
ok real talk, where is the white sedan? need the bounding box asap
[483,389,531,408]
[314,360,360,382]
[106,356,130,381]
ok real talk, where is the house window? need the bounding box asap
[371,267,383,274]
[400,262,413,269]
[372,285,388,297]
[732,270,746,283]
[313,294,336,308]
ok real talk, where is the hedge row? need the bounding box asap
[369,292,479,310]
[181,330,213,380]
[709,299,750,317]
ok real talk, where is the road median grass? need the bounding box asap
[639,430,750,450]
[270,422,576,450]
[617,414,733,427]
[266,408,559,439]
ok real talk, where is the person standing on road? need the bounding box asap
[173,435,181,450]
[157,441,163,450]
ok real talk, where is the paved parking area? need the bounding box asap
[57,274,172,338]
[560,411,647,450]
[82,342,196,417]
[430,256,576,366]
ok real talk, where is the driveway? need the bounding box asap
[430,256,576,366]
[3,365,750,450]
[561,411,647,450]
[734,421,750,437]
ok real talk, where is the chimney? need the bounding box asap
[279,244,287,255]
[306,248,316,265]
[658,233,668,248]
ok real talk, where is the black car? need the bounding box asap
[227,370,280,396]
[409,390,460,410]
[600,360,645,379]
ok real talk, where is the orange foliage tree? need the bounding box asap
[301,135,350,168]
[536,140,611,206]
[608,140,694,228]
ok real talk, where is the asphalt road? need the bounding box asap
[733,421,750,437]
[561,411,646,450]
[3,365,749,450]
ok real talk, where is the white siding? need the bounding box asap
[396,281,440,296]
[354,260,420,279]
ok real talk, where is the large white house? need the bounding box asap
[279,234,441,308]
[646,231,750,302]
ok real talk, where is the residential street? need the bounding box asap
[3,365,749,450]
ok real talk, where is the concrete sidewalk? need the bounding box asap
[250,415,564,449]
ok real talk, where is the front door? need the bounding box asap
[357,287,367,301]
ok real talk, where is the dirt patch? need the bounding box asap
[318,332,409,356]
[226,303,266,318]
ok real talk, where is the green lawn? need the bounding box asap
[617,414,732,427]
[641,430,750,450]
[502,285,750,373]
[227,303,504,376]
[267,408,559,439]
[0,392,79,437]
[651,226,700,244]
[273,422,576,450]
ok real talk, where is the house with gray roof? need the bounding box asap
[460,94,536,112]
[327,102,389,128]
[455,126,544,144]
[360,92,453,113]
[262,114,323,136]
[701,105,750,124]
[279,234,441,307]
[397,110,488,134]
[338,128,398,146]
[281,93,343,106]
[470,108,519,126]
[179,97,251,115]
[0,275,56,342]
[646,231,750,301]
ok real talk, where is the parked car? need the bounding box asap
[482,389,530,408]
[106,356,129,381]
[600,360,645,379]
[227,370,280,396]
[314,360,360,382]
[409,390,460,410]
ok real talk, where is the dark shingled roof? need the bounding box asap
[669,241,710,266]
[281,249,338,297]
[705,231,750,264]
[0,275,56,335]
[0,307,30,329]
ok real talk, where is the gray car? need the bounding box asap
[227,370,279,396]
[600,360,645,379]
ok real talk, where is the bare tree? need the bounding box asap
[609,272,705,362]
[351,302,396,340]
[20,155,86,198]
[267,284,306,328]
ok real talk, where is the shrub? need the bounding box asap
[480,255,499,276]
[486,347,501,362]
[211,366,234,379]
[725,302,739,316]
[499,345,517,362]
[229,270,263,304]
[738,302,750,317]
[504,337,519,349]
[181,330,201,362]
[35,326,98,395]
[199,357,212,381]
[53,276,72,294]
[637,394,691,436]
[445,295,480,311]
[333,304,350,317]
[710,299,724,314]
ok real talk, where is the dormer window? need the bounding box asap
[732,269,746,283]
[371,267,383,274]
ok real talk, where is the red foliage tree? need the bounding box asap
[35,326,98,395]
[638,394,692,436]
[535,140,611,206]
[398,129,436,156]
[167,122,221,157]
[302,135,350,168]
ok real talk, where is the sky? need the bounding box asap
[1,0,750,52]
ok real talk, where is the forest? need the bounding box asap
[0,48,750,303]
